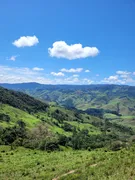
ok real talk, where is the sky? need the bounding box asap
[0,0,135,85]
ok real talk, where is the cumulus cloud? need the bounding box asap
[13,35,39,47]
[107,75,119,81]
[48,41,99,60]
[102,75,125,84]
[51,72,65,76]
[85,70,90,73]
[102,73,135,85]
[60,68,83,73]
[32,67,44,71]
[101,70,135,85]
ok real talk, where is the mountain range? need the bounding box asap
[1,83,135,117]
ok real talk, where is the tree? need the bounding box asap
[25,123,57,150]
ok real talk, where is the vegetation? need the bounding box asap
[0,145,135,180]
[2,83,135,128]
[2,83,135,115]
[0,85,135,179]
[0,86,48,113]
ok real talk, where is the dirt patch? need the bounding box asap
[52,163,97,180]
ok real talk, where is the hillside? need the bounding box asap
[0,86,48,113]
[0,85,134,151]
[1,86,135,180]
[1,83,135,116]
[0,86,100,134]
[2,83,135,130]
[0,145,135,180]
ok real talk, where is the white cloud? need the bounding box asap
[1,65,135,85]
[102,75,125,84]
[73,74,79,77]
[0,65,51,84]
[33,67,44,71]
[7,55,18,61]
[61,77,80,84]
[13,35,39,47]
[101,70,135,85]
[48,41,99,60]
[116,71,131,75]
[102,75,130,84]
[96,74,99,77]
[83,78,93,84]
[116,70,134,82]
[85,70,90,73]
[61,68,83,73]
[107,75,119,81]
[51,72,65,76]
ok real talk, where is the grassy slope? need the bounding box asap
[2,84,135,131]
[104,112,135,130]
[0,145,135,180]
[35,105,102,135]
[0,104,40,128]
[0,104,102,136]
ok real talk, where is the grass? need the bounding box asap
[0,104,40,128]
[0,145,135,180]
[67,121,101,135]
[104,112,135,130]
[36,106,102,136]
[0,104,102,137]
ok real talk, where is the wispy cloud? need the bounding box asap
[0,65,51,84]
[85,70,90,73]
[7,55,19,61]
[13,35,39,47]
[60,68,83,73]
[51,72,65,76]
[32,67,44,71]
[116,71,131,75]
[73,74,79,77]
[48,41,99,60]
[0,65,95,85]
[1,65,135,85]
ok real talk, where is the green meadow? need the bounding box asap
[0,145,135,180]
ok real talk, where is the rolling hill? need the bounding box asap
[0,86,105,146]
[1,86,135,179]
[1,83,135,116]
[1,83,135,129]
[0,85,134,148]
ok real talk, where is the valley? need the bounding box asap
[0,84,135,179]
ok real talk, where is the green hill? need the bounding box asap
[1,86,135,179]
[0,85,134,151]
[2,83,135,130]
[0,86,101,136]
[1,83,135,116]
[0,86,48,113]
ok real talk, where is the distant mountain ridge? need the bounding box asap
[1,83,135,116]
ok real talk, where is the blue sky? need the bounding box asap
[0,0,135,85]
